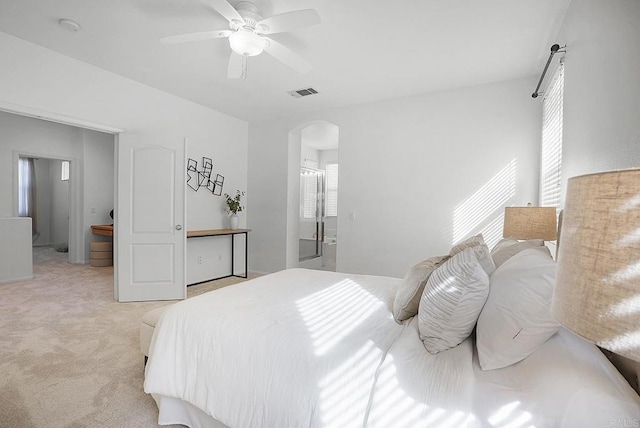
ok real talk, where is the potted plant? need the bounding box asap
[224,190,245,230]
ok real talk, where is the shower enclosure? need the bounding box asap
[299,167,324,261]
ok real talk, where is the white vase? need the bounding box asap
[229,214,239,230]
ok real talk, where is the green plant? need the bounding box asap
[224,190,245,215]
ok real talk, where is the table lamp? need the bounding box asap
[503,205,557,241]
[553,169,640,361]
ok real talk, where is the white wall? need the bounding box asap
[0,218,32,283]
[32,158,52,246]
[248,77,541,277]
[49,159,70,247]
[0,32,248,280]
[556,0,640,192]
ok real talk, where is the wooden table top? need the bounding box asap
[187,228,251,238]
[91,224,113,237]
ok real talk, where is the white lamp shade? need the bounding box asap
[553,169,640,361]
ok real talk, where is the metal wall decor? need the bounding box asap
[187,157,225,196]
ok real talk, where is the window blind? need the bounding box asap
[325,163,338,217]
[540,63,564,207]
[301,172,317,219]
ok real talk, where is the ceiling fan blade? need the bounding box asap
[161,30,230,44]
[227,52,244,79]
[262,37,312,74]
[256,9,321,35]
[206,0,244,24]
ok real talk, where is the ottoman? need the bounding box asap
[140,305,170,362]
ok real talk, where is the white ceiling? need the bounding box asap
[0,0,571,122]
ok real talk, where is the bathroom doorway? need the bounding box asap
[18,156,72,260]
[297,121,339,271]
[4,110,115,267]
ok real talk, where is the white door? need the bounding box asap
[115,133,186,302]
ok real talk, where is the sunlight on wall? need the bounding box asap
[296,279,383,356]
[453,159,516,247]
[477,212,505,249]
[366,355,477,428]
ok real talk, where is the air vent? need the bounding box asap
[287,87,319,98]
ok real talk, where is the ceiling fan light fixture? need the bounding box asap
[229,31,266,56]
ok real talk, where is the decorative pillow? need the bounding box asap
[418,247,490,354]
[449,233,486,256]
[490,237,519,253]
[476,247,560,370]
[393,255,450,323]
[491,239,545,268]
[467,243,496,277]
[449,233,495,276]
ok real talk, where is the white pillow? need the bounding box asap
[418,247,490,354]
[468,243,496,276]
[450,233,486,256]
[491,239,545,268]
[450,233,496,276]
[477,247,560,370]
[490,237,519,253]
[393,255,450,323]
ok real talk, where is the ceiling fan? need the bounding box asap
[161,0,321,79]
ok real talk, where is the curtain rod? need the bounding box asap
[532,44,566,99]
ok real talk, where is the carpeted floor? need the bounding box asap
[0,247,252,428]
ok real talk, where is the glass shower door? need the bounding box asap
[299,167,324,261]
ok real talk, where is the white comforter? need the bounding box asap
[145,269,406,427]
[145,268,640,428]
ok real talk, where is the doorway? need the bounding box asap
[294,121,339,271]
[18,156,72,260]
[3,110,115,266]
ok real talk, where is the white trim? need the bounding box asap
[0,100,124,134]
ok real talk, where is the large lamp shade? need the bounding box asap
[553,169,640,361]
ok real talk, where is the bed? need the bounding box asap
[144,237,640,427]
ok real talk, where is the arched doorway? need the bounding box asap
[287,120,339,271]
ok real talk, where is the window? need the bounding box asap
[61,160,70,181]
[325,163,338,217]
[540,63,564,207]
[300,170,318,219]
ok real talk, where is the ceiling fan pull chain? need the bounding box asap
[242,54,248,82]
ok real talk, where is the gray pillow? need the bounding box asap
[392,255,450,323]
[418,247,490,354]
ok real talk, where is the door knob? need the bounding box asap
[175,225,182,230]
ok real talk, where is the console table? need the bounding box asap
[91,224,113,237]
[186,228,250,285]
